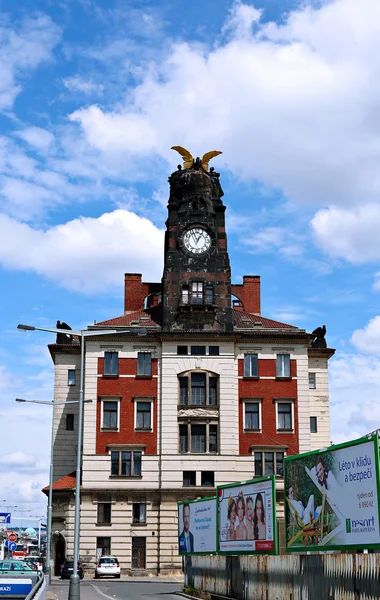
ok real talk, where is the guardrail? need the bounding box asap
[24,574,46,600]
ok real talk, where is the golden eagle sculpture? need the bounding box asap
[171,146,222,171]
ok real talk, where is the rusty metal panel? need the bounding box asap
[192,553,380,600]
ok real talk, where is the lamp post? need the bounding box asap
[15,398,92,584]
[17,323,147,600]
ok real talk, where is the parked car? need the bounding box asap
[25,556,43,572]
[60,560,84,579]
[0,559,42,576]
[94,556,120,579]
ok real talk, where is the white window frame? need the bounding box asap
[133,397,154,432]
[243,353,258,377]
[309,372,316,389]
[276,353,291,378]
[68,369,76,386]
[275,399,294,433]
[101,397,121,431]
[137,351,152,376]
[242,399,262,432]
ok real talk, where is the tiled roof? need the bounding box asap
[42,471,76,493]
[94,306,299,331]
[95,306,161,328]
[233,310,298,330]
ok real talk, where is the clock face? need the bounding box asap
[183,228,212,255]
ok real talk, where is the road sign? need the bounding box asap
[6,532,17,543]
[0,513,11,524]
[9,542,17,552]
[4,540,9,548]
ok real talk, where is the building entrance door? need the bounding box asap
[54,536,66,575]
[131,537,146,569]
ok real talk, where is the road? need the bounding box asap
[48,576,184,600]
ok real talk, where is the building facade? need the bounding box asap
[45,157,334,574]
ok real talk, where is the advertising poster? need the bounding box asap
[178,497,217,555]
[217,476,277,554]
[285,435,380,552]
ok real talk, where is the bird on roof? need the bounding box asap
[171,146,222,171]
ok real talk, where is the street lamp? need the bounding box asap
[17,323,147,600]
[15,397,93,584]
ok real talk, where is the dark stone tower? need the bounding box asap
[162,158,232,332]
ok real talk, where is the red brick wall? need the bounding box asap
[96,358,158,454]
[231,275,261,314]
[238,358,299,456]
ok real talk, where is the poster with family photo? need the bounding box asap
[217,476,277,554]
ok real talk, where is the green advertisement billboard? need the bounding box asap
[285,435,380,552]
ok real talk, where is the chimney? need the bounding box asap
[124,273,145,313]
[231,275,261,314]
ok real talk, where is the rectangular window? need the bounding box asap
[276,354,290,378]
[179,424,217,453]
[179,378,188,405]
[66,413,74,431]
[201,471,215,487]
[310,416,318,433]
[209,425,218,453]
[309,372,316,389]
[136,402,151,430]
[183,471,196,486]
[177,346,188,355]
[137,352,152,376]
[205,285,214,305]
[277,402,293,431]
[191,372,206,405]
[190,346,206,355]
[104,351,118,376]
[132,503,146,524]
[244,402,260,430]
[254,451,285,477]
[209,377,217,406]
[97,503,111,525]
[182,285,189,305]
[96,537,111,557]
[179,424,188,453]
[209,346,219,356]
[191,281,204,304]
[244,354,258,377]
[68,369,76,386]
[191,424,206,453]
[103,401,118,429]
[110,450,142,477]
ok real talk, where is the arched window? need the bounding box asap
[178,371,218,406]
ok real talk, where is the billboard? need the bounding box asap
[217,476,277,554]
[285,435,380,552]
[178,497,217,555]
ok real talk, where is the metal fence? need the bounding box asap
[189,553,380,600]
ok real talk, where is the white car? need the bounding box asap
[94,556,120,579]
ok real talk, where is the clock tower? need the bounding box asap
[162,154,232,332]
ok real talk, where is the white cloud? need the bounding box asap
[68,0,380,219]
[15,127,55,151]
[0,15,60,110]
[0,209,164,292]
[350,316,380,355]
[63,76,104,95]
[329,353,380,443]
[311,205,380,263]
[373,272,380,291]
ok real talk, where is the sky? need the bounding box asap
[1,0,380,523]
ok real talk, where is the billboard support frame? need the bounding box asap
[284,434,380,553]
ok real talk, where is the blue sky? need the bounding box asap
[1,0,380,521]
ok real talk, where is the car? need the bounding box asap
[60,560,84,580]
[0,559,42,577]
[94,556,120,579]
[25,556,43,572]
